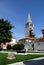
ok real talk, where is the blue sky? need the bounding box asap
[0,0,44,39]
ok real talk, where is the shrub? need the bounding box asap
[12,43,24,50]
[7,45,11,50]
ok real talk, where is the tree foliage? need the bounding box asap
[7,45,11,50]
[0,19,13,44]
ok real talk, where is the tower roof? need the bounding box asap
[27,13,32,23]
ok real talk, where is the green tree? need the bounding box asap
[0,19,13,45]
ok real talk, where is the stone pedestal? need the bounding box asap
[7,52,16,60]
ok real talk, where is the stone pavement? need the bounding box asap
[8,62,25,65]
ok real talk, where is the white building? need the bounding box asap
[9,38,17,46]
[19,37,44,52]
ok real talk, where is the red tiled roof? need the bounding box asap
[19,37,44,42]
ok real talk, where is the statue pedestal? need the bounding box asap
[7,52,16,60]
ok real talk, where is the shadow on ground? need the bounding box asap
[23,59,44,65]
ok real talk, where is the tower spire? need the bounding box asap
[25,13,34,37]
[27,13,32,23]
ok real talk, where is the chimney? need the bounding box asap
[41,29,44,38]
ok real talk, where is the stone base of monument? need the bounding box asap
[7,52,16,60]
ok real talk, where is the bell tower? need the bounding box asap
[25,14,34,37]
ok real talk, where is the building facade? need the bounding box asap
[19,37,44,52]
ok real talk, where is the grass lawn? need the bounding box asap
[3,49,16,52]
[0,53,44,65]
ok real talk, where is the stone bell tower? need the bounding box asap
[25,14,34,37]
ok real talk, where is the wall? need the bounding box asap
[34,42,44,51]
